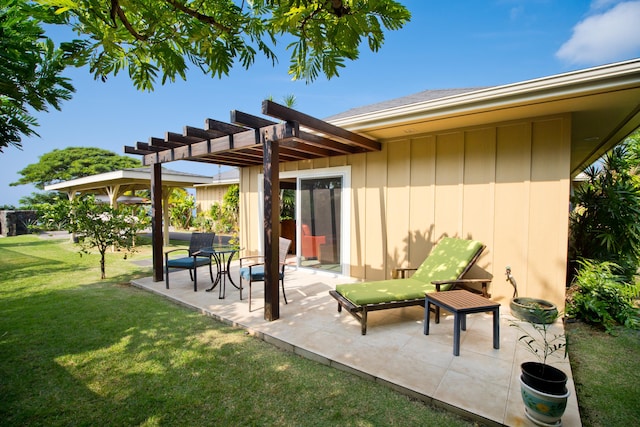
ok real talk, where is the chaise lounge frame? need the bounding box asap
[329,240,489,335]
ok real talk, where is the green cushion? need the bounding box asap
[411,237,483,287]
[336,278,436,305]
[335,237,483,305]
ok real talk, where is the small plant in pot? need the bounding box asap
[511,307,569,426]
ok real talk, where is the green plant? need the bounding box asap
[280,189,295,220]
[511,307,567,367]
[168,189,196,229]
[66,195,147,279]
[210,184,239,235]
[569,145,640,281]
[566,259,640,331]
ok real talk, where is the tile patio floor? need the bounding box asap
[131,263,581,427]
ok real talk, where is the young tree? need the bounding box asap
[64,195,147,279]
[11,147,140,189]
[40,0,411,89]
[0,1,75,151]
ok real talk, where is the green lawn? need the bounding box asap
[566,321,640,426]
[0,235,472,426]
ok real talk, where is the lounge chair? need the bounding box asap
[329,237,489,335]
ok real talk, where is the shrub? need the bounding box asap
[566,259,639,332]
[569,145,640,281]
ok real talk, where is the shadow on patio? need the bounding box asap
[131,262,581,426]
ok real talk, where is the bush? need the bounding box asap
[569,145,640,281]
[566,259,639,332]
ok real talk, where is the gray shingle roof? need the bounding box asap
[325,87,490,122]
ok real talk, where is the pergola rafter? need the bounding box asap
[124,100,380,321]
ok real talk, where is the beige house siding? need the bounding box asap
[239,114,571,308]
[195,184,233,213]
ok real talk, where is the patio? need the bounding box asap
[131,262,581,426]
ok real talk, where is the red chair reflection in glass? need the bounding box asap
[301,224,326,259]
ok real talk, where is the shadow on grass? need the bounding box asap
[0,278,259,425]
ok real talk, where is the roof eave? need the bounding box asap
[329,59,640,132]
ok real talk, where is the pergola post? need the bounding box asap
[162,187,171,246]
[263,135,280,321]
[151,163,164,282]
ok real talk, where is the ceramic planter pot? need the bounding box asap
[510,297,558,324]
[521,362,567,395]
[520,375,570,426]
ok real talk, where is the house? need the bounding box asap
[126,59,640,317]
[194,168,239,214]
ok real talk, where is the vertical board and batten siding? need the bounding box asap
[239,114,571,308]
[195,184,233,213]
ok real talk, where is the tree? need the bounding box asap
[0,1,75,151]
[11,146,140,189]
[41,0,411,89]
[48,194,147,279]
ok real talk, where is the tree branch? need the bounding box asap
[163,0,233,34]
[110,0,149,41]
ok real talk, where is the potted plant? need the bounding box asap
[506,266,559,324]
[511,307,569,426]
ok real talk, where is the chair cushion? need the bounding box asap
[240,265,284,281]
[167,256,210,269]
[411,237,483,289]
[336,278,436,305]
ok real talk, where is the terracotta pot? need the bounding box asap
[510,297,558,324]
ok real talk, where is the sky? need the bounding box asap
[2,0,640,207]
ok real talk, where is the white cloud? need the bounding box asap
[556,1,640,65]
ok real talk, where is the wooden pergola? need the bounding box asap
[124,100,380,321]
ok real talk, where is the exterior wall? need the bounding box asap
[0,210,38,237]
[239,114,571,308]
[195,184,233,214]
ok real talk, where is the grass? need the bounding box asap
[565,321,640,426]
[0,235,472,427]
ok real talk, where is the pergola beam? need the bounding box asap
[262,99,381,151]
[122,102,382,322]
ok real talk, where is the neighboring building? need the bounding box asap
[195,168,239,214]
[44,167,213,245]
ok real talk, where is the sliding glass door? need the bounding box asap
[259,166,350,275]
[299,176,342,273]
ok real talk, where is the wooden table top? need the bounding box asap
[426,289,499,310]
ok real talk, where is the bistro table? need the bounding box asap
[424,289,500,356]
[204,245,240,299]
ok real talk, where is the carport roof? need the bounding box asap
[44,167,212,194]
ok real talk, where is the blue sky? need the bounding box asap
[2,0,640,206]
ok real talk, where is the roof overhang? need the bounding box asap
[44,167,213,194]
[328,59,640,175]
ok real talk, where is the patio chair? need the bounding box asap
[301,224,326,259]
[239,237,292,311]
[329,236,489,335]
[164,232,215,292]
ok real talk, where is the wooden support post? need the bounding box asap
[263,135,280,321]
[151,163,164,282]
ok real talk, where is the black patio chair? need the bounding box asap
[164,232,215,291]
